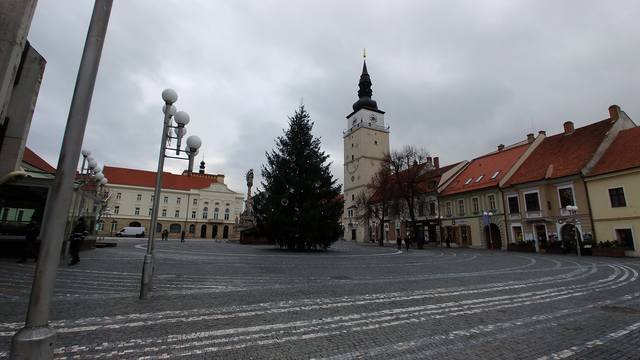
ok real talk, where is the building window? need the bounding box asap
[224,208,230,220]
[508,195,520,214]
[110,222,118,233]
[347,209,353,218]
[512,226,523,242]
[163,196,168,204]
[116,193,122,200]
[446,202,452,217]
[429,202,436,216]
[148,208,152,216]
[457,199,465,216]
[609,187,626,207]
[136,194,142,201]
[161,208,167,217]
[191,211,196,219]
[96,222,104,232]
[175,210,180,218]
[193,198,198,206]
[214,207,219,220]
[488,194,496,210]
[169,224,181,233]
[418,201,425,217]
[558,186,575,209]
[616,228,634,250]
[472,197,479,214]
[177,197,181,204]
[464,178,472,185]
[134,207,140,215]
[351,194,355,201]
[475,175,484,183]
[490,171,500,180]
[524,192,541,212]
[114,206,119,214]
[189,224,195,234]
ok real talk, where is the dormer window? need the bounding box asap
[464,178,473,185]
[475,175,484,183]
[490,171,500,180]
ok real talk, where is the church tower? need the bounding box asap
[343,58,390,242]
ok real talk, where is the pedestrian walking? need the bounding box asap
[180,230,185,243]
[17,218,40,263]
[162,229,169,241]
[69,217,88,266]
[404,237,411,252]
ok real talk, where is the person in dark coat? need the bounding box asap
[69,217,88,266]
[17,218,40,263]
[404,236,411,252]
[162,229,169,241]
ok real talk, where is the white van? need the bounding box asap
[116,227,146,237]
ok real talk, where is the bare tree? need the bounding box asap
[387,145,429,249]
[355,161,392,246]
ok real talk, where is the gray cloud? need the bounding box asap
[26,0,640,193]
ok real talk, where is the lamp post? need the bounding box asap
[10,1,113,358]
[483,211,494,250]
[566,205,581,256]
[139,89,202,300]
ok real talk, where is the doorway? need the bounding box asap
[212,225,218,239]
[223,225,229,239]
[200,224,207,238]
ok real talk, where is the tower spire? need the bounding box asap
[352,53,378,112]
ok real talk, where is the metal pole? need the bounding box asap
[10,1,112,358]
[139,105,171,299]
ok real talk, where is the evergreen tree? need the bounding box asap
[254,105,343,250]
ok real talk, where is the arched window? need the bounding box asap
[129,221,141,227]
[214,207,219,220]
[224,208,230,220]
[155,223,162,233]
[202,206,208,219]
[189,224,195,234]
[169,224,181,233]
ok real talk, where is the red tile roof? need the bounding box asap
[441,143,529,196]
[102,166,221,191]
[589,127,640,176]
[505,119,614,186]
[22,147,56,173]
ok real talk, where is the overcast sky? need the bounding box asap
[26,0,640,194]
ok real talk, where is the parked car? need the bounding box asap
[116,227,146,237]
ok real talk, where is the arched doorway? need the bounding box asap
[200,224,207,238]
[484,224,502,250]
[129,221,142,227]
[561,224,581,254]
[169,224,181,233]
[211,225,218,239]
[189,224,195,234]
[223,225,229,239]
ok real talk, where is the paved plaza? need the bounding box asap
[0,240,639,359]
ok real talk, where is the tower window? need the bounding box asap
[352,194,355,201]
[351,143,354,147]
[351,155,354,161]
[374,140,378,145]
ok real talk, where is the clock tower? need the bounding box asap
[343,59,390,242]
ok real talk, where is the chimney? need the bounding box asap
[433,157,440,169]
[527,133,535,143]
[497,144,505,151]
[608,104,620,122]
[426,156,433,167]
[563,121,574,135]
[538,130,546,136]
[199,161,205,174]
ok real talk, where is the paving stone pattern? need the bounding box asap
[0,239,639,359]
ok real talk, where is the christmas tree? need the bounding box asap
[254,105,343,250]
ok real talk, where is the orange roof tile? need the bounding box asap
[505,119,613,186]
[589,127,640,176]
[441,143,529,196]
[22,147,56,173]
[102,166,220,191]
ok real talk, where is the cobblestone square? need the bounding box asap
[1,240,639,359]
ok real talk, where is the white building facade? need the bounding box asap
[98,164,244,240]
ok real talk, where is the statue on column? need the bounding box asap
[245,169,254,215]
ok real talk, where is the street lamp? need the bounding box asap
[566,205,581,256]
[139,89,202,300]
